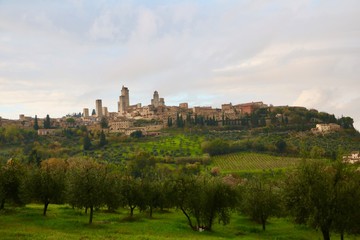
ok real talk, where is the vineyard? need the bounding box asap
[211,152,302,172]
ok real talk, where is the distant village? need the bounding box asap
[0,85,346,137]
[0,85,270,135]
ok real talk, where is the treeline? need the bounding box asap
[201,138,291,157]
[167,106,356,131]
[201,135,358,160]
[1,156,359,240]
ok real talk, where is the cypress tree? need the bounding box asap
[43,114,51,129]
[83,133,92,150]
[99,130,107,147]
[33,115,39,130]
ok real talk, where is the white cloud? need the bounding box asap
[0,0,359,129]
[293,89,334,108]
[90,10,119,41]
[129,7,159,42]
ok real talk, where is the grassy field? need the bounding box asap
[211,152,303,173]
[1,204,356,240]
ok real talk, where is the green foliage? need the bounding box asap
[120,175,144,217]
[284,160,360,240]
[100,117,108,129]
[66,118,75,124]
[176,113,185,128]
[167,117,173,127]
[0,126,37,146]
[29,158,68,216]
[0,159,28,209]
[67,158,108,224]
[275,139,287,153]
[43,114,51,129]
[82,133,92,151]
[173,174,238,231]
[201,139,230,156]
[102,164,123,211]
[309,146,326,159]
[240,175,282,231]
[338,116,354,129]
[98,130,107,147]
[128,152,156,178]
[130,130,143,138]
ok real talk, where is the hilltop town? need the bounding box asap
[1,85,268,134]
[0,85,357,138]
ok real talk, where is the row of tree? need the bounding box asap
[33,114,51,130]
[201,137,351,160]
[0,157,359,239]
[167,107,356,131]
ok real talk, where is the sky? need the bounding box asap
[0,0,359,130]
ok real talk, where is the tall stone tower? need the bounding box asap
[118,86,130,113]
[151,90,165,108]
[96,99,103,118]
[83,108,89,118]
[151,91,160,107]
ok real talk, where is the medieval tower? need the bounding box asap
[151,90,165,108]
[95,99,103,117]
[118,86,130,113]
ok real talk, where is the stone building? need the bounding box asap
[312,123,341,134]
[179,103,188,109]
[38,129,57,136]
[193,106,222,120]
[221,103,241,119]
[233,102,266,115]
[109,119,134,132]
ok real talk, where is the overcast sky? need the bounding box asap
[0,0,359,130]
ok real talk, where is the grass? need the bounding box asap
[211,152,303,173]
[1,204,358,240]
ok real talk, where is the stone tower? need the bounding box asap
[151,90,165,108]
[151,91,160,107]
[96,99,103,118]
[83,108,89,118]
[118,86,130,113]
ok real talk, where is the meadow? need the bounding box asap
[1,204,353,240]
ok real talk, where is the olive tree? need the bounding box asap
[240,175,282,231]
[67,158,108,224]
[30,158,68,216]
[0,159,27,209]
[173,174,238,231]
[284,160,360,240]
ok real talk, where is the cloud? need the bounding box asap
[0,0,359,130]
[293,89,334,108]
[90,10,119,41]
